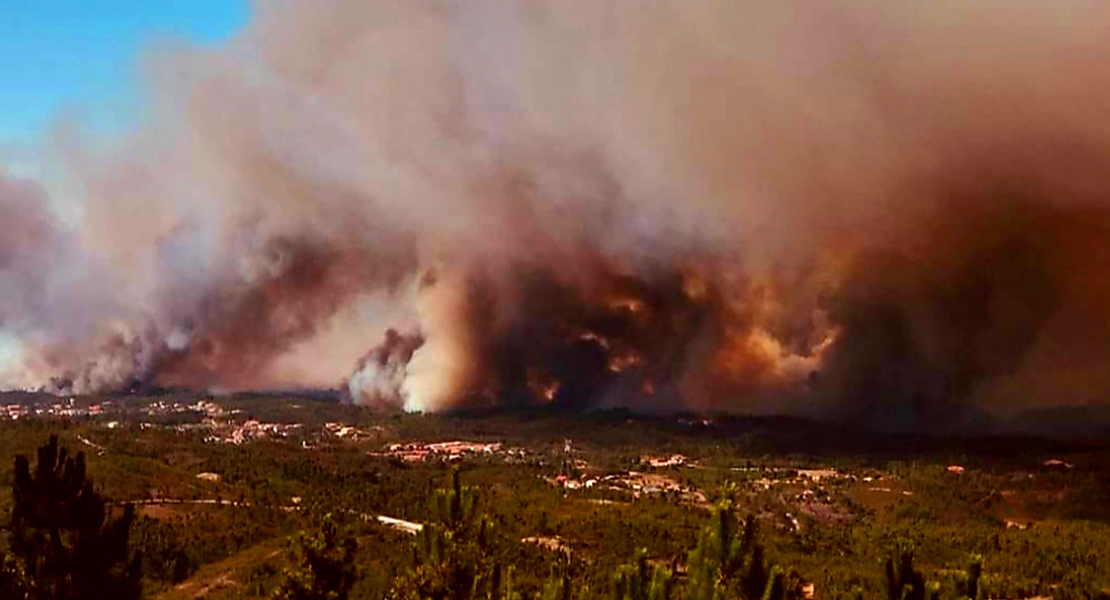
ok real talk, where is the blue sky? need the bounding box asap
[0,1,249,149]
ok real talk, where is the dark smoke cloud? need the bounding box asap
[2,0,1110,430]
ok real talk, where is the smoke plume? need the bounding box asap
[2,0,1110,429]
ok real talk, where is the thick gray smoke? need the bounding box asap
[2,0,1110,429]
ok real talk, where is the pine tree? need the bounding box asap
[273,512,359,600]
[612,549,673,600]
[685,491,781,600]
[5,434,143,600]
[760,566,784,600]
[953,554,983,600]
[965,554,982,600]
[884,545,938,600]
[539,567,573,600]
[389,468,509,600]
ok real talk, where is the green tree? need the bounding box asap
[539,568,573,600]
[611,549,673,600]
[964,554,982,600]
[273,512,359,600]
[4,434,143,600]
[884,545,938,600]
[389,468,511,600]
[953,554,982,600]
[685,491,782,600]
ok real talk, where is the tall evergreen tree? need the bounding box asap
[4,434,143,600]
[539,567,573,600]
[611,549,673,600]
[884,545,938,600]
[273,512,359,600]
[389,468,512,600]
[685,492,781,600]
[963,554,982,600]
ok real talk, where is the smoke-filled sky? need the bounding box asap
[2,0,1110,431]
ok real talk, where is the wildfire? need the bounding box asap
[605,296,646,315]
[527,367,561,402]
[607,349,645,373]
[681,270,709,301]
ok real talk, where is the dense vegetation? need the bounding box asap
[0,395,1107,599]
[1,435,142,600]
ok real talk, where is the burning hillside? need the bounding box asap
[1,0,1110,430]
[345,258,835,413]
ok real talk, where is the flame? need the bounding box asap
[604,295,646,315]
[607,349,645,373]
[682,270,710,301]
[526,367,560,402]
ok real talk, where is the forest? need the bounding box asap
[0,393,1108,600]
